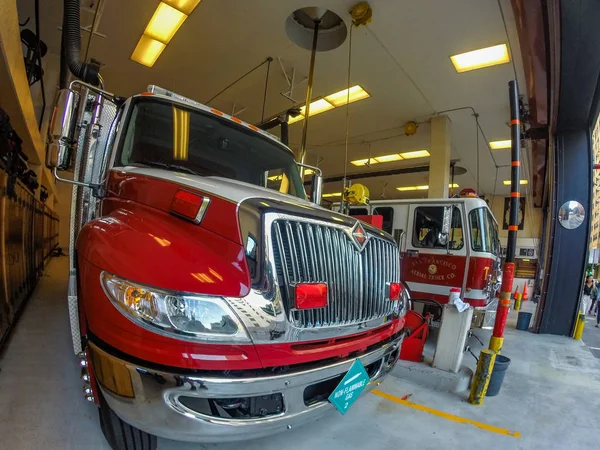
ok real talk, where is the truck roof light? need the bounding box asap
[170,190,210,223]
[294,283,328,309]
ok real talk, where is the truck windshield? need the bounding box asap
[116,98,306,199]
[469,207,500,255]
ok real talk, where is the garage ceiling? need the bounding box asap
[18,0,530,200]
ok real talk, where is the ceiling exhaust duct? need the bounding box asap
[60,0,101,88]
[285,7,347,168]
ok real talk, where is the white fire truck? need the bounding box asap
[343,197,502,324]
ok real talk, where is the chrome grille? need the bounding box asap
[271,219,400,328]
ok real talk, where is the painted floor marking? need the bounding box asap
[371,389,521,438]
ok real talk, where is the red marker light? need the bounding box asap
[294,283,328,309]
[388,282,402,301]
[170,190,208,223]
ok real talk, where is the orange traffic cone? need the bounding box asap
[522,284,529,301]
[513,286,520,301]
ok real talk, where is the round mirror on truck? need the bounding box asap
[558,200,585,229]
[46,89,80,170]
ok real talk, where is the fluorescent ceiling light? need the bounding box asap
[397,183,459,192]
[268,175,283,181]
[351,158,379,166]
[322,192,341,198]
[374,154,403,163]
[131,1,202,67]
[397,186,418,191]
[131,35,166,68]
[325,85,370,107]
[450,44,510,73]
[163,0,202,14]
[490,140,512,149]
[503,180,529,185]
[288,85,370,126]
[301,99,335,117]
[144,2,187,44]
[400,150,430,159]
[304,168,315,176]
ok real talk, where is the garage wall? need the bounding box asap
[488,195,543,239]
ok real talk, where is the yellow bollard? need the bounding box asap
[514,293,522,311]
[468,349,497,406]
[573,312,585,340]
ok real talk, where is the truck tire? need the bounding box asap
[98,390,157,450]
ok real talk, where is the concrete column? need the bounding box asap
[428,115,451,198]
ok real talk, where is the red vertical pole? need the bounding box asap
[490,80,521,352]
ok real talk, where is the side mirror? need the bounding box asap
[310,173,323,204]
[46,89,80,170]
[295,162,323,205]
[441,205,452,251]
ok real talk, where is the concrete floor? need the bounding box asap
[1,257,599,450]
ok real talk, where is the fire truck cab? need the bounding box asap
[46,82,407,449]
[345,197,502,319]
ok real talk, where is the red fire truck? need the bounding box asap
[345,198,502,323]
[46,83,407,449]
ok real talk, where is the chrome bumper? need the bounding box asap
[97,335,402,443]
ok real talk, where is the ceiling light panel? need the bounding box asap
[131,1,202,67]
[163,0,202,14]
[503,180,529,185]
[131,35,166,68]
[301,99,335,117]
[144,2,187,44]
[489,140,511,149]
[288,85,370,125]
[374,154,403,163]
[325,85,370,107]
[351,158,379,166]
[400,150,430,159]
[450,44,510,73]
[396,183,459,192]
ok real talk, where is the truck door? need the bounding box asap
[402,204,467,304]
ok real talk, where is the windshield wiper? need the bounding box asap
[136,161,200,176]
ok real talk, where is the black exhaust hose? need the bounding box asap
[61,0,100,86]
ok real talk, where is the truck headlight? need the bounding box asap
[399,284,410,317]
[101,272,250,343]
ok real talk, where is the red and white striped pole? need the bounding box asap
[469,80,520,405]
[490,80,521,352]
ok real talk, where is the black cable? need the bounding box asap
[261,57,272,122]
[206,58,271,105]
[436,106,499,168]
[497,0,519,86]
[34,0,46,129]
[468,347,479,362]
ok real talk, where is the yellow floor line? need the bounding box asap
[371,389,521,438]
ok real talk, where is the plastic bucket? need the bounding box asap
[486,355,510,397]
[516,311,532,331]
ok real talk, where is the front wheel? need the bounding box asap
[98,390,157,450]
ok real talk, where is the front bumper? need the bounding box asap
[92,334,402,443]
